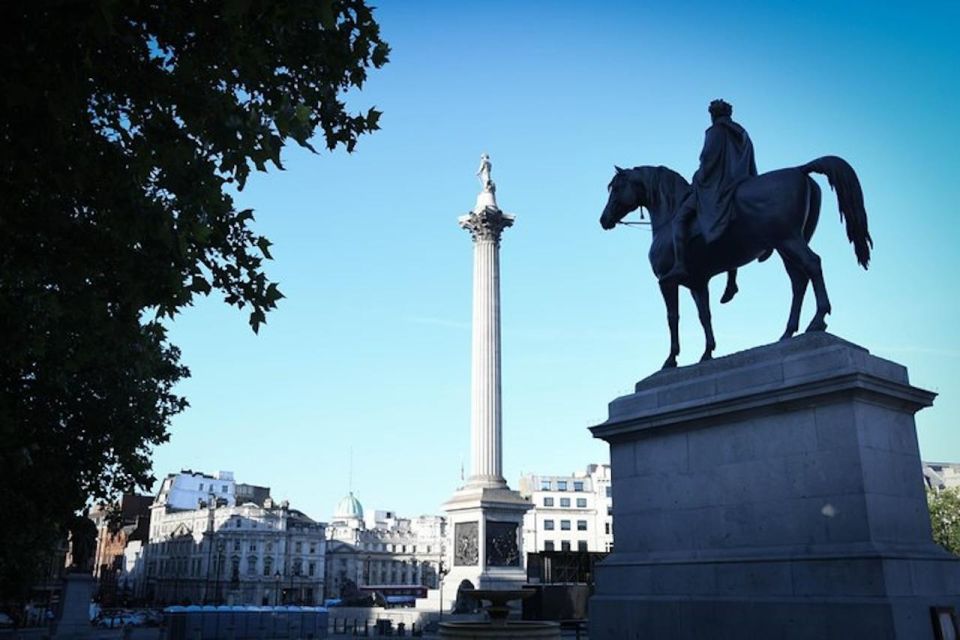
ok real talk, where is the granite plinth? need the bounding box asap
[53,573,95,638]
[590,333,960,639]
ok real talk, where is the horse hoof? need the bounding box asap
[779,332,794,342]
[720,284,738,304]
[662,359,677,369]
[700,352,713,363]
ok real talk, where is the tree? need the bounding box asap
[0,0,388,596]
[928,488,960,555]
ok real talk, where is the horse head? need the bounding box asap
[600,166,646,230]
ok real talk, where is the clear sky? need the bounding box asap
[153,0,960,523]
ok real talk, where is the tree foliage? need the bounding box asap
[0,0,388,596]
[928,488,960,555]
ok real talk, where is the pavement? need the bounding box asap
[1,625,588,639]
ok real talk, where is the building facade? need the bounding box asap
[143,470,326,606]
[519,464,613,554]
[325,493,446,598]
[923,461,960,491]
[89,494,153,604]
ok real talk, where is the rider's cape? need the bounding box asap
[692,116,757,243]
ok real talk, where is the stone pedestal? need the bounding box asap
[589,333,960,640]
[53,573,95,638]
[443,485,530,604]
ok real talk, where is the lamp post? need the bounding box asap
[438,558,450,620]
[274,570,281,606]
[214,539,225,605]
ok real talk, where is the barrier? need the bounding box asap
[162,605,328,640]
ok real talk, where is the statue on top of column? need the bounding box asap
[476,153,495,194]
[473,153,499,213]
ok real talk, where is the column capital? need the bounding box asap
[458,206,515,243]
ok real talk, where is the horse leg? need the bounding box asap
[777,252,809,340]
[659,282,680,368]
[689,282,716,361]
[720,269,738,304]
[779,237,831,332]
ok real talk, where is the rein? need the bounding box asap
[617,206,651,230]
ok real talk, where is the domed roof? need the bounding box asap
[334,492,363,520]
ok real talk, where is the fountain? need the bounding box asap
[438,589,560,639]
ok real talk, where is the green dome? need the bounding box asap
[334,492,363,520]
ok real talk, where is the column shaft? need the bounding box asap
[470,237,504,485]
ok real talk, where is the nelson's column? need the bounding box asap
[442,154,531,605]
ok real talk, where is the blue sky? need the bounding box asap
[154,0,960,522]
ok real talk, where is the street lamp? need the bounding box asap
[274,570,282,606]
[214,539,226,604]
[437,558,450,621]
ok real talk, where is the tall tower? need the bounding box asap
[442,154,531,601]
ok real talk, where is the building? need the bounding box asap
[325,492,446,598]
[143,470,326,606]
[923,461,960,491]
[519,464,613,554]
[89,494,153,604]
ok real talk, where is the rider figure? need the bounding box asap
[660,99,757,290]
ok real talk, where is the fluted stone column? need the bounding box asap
[459,206,514,488]
[442,155,529,603]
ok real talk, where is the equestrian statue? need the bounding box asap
[600,100,872,369]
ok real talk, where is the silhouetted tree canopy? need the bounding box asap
[0,0,388,595]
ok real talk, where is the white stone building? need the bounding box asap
[923,461,960,491]
[519,464,613,554]
[325,492,446,598]
[143,470,326,606]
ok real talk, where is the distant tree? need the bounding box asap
[928,488,960,555]
[0,0,388,596]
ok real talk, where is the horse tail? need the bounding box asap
[800,156,872,268]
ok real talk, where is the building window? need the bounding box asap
[544,541,555,551]
[560,498,570,508]
[543,520,555,531]
[561,541,571,552]
[264,557,273,577]
[577,520,587,531]
[295,541,302,553]
[266,542,273,553]
[234,540,241,552]
[308,562,316,577]
[605,486,612,498]
[605,522,611,535]
[576,498,587,508]
[309,543,316,554]
[293,559,302,576]
[577,541,588,552]
[235,519,241,528]
[574,481,584,492]
[199,483,204,491]
[607,506,613,516]
[561,520,571,531]
[249,542,257,552]
[223,485,228,493]
[412,545,416,553]
[543,497,554,507]
[247,556,257,575]
[557,480,567,491]
[540,480,551,491]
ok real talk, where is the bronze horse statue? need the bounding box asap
[600,156,872,369]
